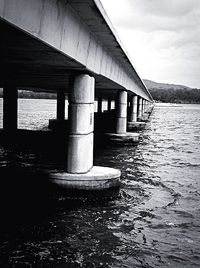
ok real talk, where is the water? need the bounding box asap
[0,99,199,267]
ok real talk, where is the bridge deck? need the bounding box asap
[0,0,152,101]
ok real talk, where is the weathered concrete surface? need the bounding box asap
[116,91,127,134]
[0,0,153,102]
[129,95,138,122]
[49,166,121,190]
[67,74,94,173]
[138,97,143,117]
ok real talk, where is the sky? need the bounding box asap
[100,0,200,88]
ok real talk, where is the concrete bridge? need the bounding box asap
[0,0,154,190]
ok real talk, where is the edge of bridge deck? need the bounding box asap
[68,0,153,101]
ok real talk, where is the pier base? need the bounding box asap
[128,121,146,131]
[49,166,121,190]
[104,132,140,145]
[138,114,149,122]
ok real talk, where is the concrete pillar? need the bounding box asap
[145,101,148,111]
[107,98,112,111]
[130,95,138,122]
[3,86,18,132]
[116,90,127,134]
[57,91,65,120]
[145,101,148,112]
[67,74,94,174]
[144,100,147,113]
[98,97,102,114]
[142,99,145,115]
[138,97,143,117]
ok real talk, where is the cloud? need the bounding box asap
[105,0,200,32]
[100,0,200,88]
[127,0,200,18]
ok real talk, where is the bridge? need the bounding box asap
[0,0,154,190]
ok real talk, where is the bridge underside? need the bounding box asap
[0,0,154,191]
[0,19,124,98]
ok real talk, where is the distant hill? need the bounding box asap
[143,79,200,104]
[143,79,191,90]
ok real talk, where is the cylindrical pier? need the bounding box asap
[130,95,138,122]
[48,90,67,130]
[50,74,121,189]
[116,90,127,134]
[67,74,94,174]
[105,90,140,144]
[138,97,143,117]
[142,99,145,115]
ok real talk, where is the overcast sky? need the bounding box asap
[100,0,200,88]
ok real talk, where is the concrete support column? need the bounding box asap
[130,95,138,122]
[138,97,143,117]
[116,90,127,134]
[107,98,112,111]
[67,74,94,174]
[57,91,65,120]
[49,90,67,129]
[143,100,145,115]
[98,98,102,114]
[3,86,18,132]
[144,100,147,112]
[145,101,148,111]
[50,76,121,189]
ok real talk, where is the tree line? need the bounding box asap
[149,87,200,103]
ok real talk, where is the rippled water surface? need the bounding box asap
[0,99,200,267]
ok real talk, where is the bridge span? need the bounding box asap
[0,0,154,190]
